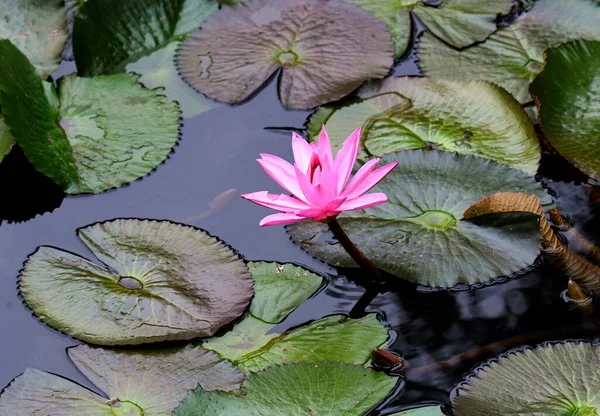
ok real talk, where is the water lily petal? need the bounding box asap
[346,161,398,199]
[259,212,306,227]
[334,127,361,193]
[258,158,307,202]
[338,193,388,211]
[317,125,334,167]
[259,153,295,177]
[292,132,314,174]
[342,158,380,197]
[241,191,310,212]
[295,165,322,207]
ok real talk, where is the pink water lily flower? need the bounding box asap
[242,126,397,226]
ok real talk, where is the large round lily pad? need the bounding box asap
[177,0,394,109]
[307,77,541,175]
[203,261,388,372]
[419,0,600,103]
[288,150,549,288]
[0,40,181,194]
[0,0,67,78]
[452,342,600,415]
[0,344,243,415]
[19,219,254,345]
[348,0,513,57]
[530,39,600,180]
[175,362,398,415]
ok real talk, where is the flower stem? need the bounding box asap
[326,217,381,280]
[327,217,383,317]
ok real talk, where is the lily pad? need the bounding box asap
[0,116,15,163]
[177,0,394,109]
[175,362,397,416]
[127,41,218,118]
[73,0,219,76]
[0,40,181,194]
[0,0,67,78]
[19,219,254,345]
[347,0,513,57]
[307,77,541,175]
[0,344,243,415]
[419,0,600,103]
[203,262,388,371]
[287,150,549,288]
[452,342,600,415]
[530,39,600,180]
[391,406,445,416]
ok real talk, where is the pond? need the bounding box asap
[0,0,600,415]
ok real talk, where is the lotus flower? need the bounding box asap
[242,126,397,226]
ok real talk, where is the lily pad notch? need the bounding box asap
[18,219,254,345]
[177,0,395,109]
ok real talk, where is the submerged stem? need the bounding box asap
[327,217,383,317]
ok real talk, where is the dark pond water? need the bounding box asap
[1,25,599,416]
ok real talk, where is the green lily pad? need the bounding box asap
[0,116,15,163]
[177,0,394,109]
[288,150,549,288]
[530,39,600,180]
[73,0,219,76]
[347,0,512,57]
[0,40,181,194]
[175,362,397,416]
[127,41,217,119]
[391,406,445,416]
[0,0,67,78]
[419,0,600,103]
[203,262,387,372]
[452,342,600,415]
[0,344,243,415]
[19,219,254,345]
[307,77,541,175]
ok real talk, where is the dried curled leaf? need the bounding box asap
[463,192,600,294]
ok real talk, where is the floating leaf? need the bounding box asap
[178,0,394,109]
[307,77,541,174]
[288,150,549,288]
[247,262,322,324]
[0,116,15,163]
[203,262,387,372]
[0,0,67,78]
[0,40,180,194]
[0,344,243,415]
[73,0,219,76]
[419,0,600,103]
[175,362,397,416]
[127,41,217,118]
[391,406,445,416]
[347,0,512,57]
[452,342,600,415]
[530,39,600,180]
[19,219,254,345]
